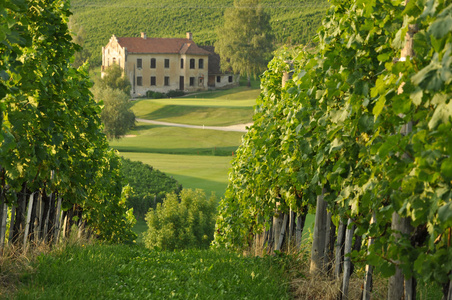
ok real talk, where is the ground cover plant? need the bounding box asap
[13,243,291,300]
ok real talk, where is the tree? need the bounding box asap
[92,86,135,140]
[93,64,135,139]
[98,64,131,95]
[215,0,274,87]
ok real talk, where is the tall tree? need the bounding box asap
[92,86,135,140]
[98,64,131,95]
[215,0,274,87]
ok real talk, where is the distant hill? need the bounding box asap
[70,0,330,66]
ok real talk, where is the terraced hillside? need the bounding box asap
[70,0,329,65]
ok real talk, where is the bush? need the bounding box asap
[144,189,216,250]
[120,158,182,217]
[165,90,185,98]
[145,90,165,99]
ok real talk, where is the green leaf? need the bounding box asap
[428,101,452,129]
[428,15,452,39]
[392,95,411,115]
[440,157,452,180]
[438,202,452,226]
[372,95,386,120]
[410,88,423,106]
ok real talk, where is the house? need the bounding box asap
[199,45,240,89]
[101,32,239,97]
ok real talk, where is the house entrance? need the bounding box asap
[179,76,184,90]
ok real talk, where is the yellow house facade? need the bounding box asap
[102,32,212,96]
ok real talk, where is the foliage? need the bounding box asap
[14,244,290,299]
[214,0,452,292]
[70,0,330,66]
[146,90,165,99]
[68,16,91,68]
[144,189,216,250]
[165,90,186,98]
[120,157,182,217]
[215,0,274,86]
[97,64,131,94]
[0,0,135,243]
[92,86,136,139]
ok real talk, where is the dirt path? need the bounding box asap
[136,118,252,133]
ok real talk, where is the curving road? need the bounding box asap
[136,118,252,133]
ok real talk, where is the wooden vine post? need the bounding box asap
[362,212,376,300]
[341,218,355,299]
[310,187,327,274]
[388,4,418,297]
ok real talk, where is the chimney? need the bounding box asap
[141,32,147,39]
[186,32,193,40]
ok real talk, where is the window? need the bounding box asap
[228,76,233,83]
[137,76,143,86]
[190,59,195,69]
[150,58,156,68]
[137,58,142,69]
[150,76,156,86]
[216,76,221,83]
[189,77,195,86]
[180,58,184,69]
[164,76,170,86]
[198,77,204,86]
[198,58,204,69]
[164,59,170,68]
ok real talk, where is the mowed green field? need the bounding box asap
[110,87,257,198]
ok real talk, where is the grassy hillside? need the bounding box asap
[70,0,329,65]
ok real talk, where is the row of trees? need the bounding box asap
[214,0,452,298]
[0,0,136,252]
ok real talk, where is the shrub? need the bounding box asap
[165,90,185,98]
[144,189,216,250]
[120,158,182,217]
[145,90,165,99]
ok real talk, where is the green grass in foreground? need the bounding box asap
[14,244,290,300]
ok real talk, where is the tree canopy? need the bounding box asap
[215,0,274,86]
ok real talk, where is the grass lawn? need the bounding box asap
[110,122,244,156]
[130,86,259,126]
[119,152,233,198]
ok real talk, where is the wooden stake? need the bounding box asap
[276,213,288,251]
[341,218,355,300]
[362,212,376,300]
[54,196,62,244]
[334,220,346,280]
[310,188,327,274]
[0,203,7,254]
[8,205,15,244]
[23,192,35,251]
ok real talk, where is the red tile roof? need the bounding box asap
[116,36,211,55]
